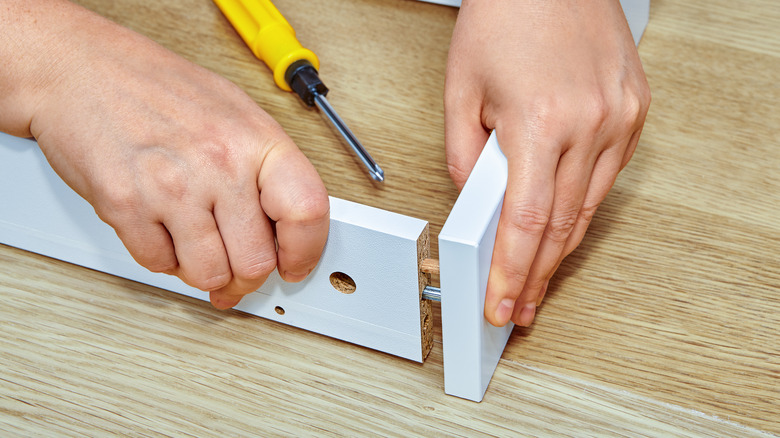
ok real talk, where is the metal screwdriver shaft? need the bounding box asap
[314,94,384,182]
[213,0,384,183]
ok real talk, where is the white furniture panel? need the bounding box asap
[417,0,650,45]
[0,134,429,362]
[439,132,513,402]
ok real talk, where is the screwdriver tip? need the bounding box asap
[371,166,385,182]
[313,94,384,184]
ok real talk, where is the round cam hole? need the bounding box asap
[274,306,285,315]
[329,272,356,294]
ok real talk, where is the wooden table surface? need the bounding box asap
[2,0,778,436]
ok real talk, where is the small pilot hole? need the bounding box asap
[329,272,356,294]
[274,306,285,315]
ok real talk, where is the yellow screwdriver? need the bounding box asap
[213,0,385,183]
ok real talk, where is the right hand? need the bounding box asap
[444,0,650,327]
[1,1,329,309]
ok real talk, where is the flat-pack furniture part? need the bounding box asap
[420,0,650,46]
[439,133,513,401]
[0,1,649,402]
[1,132,500,400]
[0,134,433,363]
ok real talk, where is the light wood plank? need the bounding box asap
[0,245,773,436]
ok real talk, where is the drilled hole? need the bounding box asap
[274,306,285,315]
[329,272,356,294]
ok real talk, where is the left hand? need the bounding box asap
[444,0,651,327]
[0,0,330,310]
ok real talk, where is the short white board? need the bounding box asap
[439,132,513,402]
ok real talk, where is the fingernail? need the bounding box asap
[518,303,537,327]
[211,294,242,310]
[495,298,515,325]
[283,269,310,283]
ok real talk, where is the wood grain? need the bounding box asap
[420,258,440,277]
[1,0,779,435]
[417,224,434,360]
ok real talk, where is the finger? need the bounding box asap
[258,139,329,284]
[114,219,178,274]
[444,74,489,190]
[512,300,537,328]
[209,188,277,309]
[483,127,559,327]
[510,147,596,325]
[512,278,549,326]
[536,279,550,306]
[559,144,628,274]
[164,208,231,293]
[517,129,641,322]
[620,127,642,170]
[510,139,633,323]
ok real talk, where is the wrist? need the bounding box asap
[0,1,93,137]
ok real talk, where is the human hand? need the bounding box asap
[444,0,650,327]
[2,1,329,309]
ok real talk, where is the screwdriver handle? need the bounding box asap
[213,0,319,91]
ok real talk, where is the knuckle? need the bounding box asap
[154,165,190,199]
[95,184,140,224]
[505,203,550,235]
[135,150,190,201]
[143,256,178,274]
[190,271,232,292]
[527,97,562,135]
[621,94,643,129]
[643,87,652,112]
[496,262,531,292]
[234,255,277,282]
[637,79,652,109]
[121,235,178,274]
[447,162,472,187]
[201,138,240,177]
[578,202,601,224]
[621,85,652,131]
[545,209,580,243]
[288,189,330,225]
[569,93,611,143]
[528,94,560,118]
[527,278,548,293]
[585,94,610,130]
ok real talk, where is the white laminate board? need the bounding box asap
[417,0,461,6]
[439,131,513,402]
[416,0,650,45]
[0,133,428,362]
[621,0,651,45]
